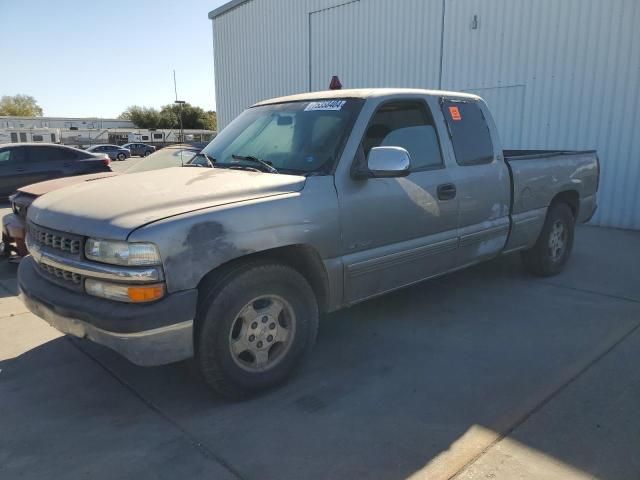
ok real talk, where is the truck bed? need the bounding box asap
[502,149,599,252]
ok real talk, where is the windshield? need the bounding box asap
[123,148,197,174]
[201,99,363,174]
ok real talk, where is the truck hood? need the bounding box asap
[28,167,306,239]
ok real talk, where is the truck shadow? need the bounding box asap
[1,247,639,479]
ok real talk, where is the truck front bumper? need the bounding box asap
[18,256,197,366]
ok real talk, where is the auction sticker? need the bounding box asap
[304,100,346,111]
[449,106,462,121]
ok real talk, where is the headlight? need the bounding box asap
[85,238,161,266]
[85,279,165,303]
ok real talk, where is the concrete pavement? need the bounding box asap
[0,225,639,479]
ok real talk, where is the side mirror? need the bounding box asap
[366,146,411,178]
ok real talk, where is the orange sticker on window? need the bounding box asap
[449,106,462,121]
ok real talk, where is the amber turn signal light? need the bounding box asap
[127,284,165,303]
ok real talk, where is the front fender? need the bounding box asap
[128,177,340,292]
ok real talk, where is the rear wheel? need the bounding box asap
[116,153,126,161]
[196,262,318,398]
[521,203,575,276]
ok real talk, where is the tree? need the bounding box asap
[0,95,43,116]
[159,103,216,130]
[206,111,217,131]
[118,106,162,129]
[119,103,217,130]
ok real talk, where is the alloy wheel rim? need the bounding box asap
[228,295,295,372]
[548,220,567,262]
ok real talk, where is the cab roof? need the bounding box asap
[252,88,481,107]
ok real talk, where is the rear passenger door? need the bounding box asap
[440,99,511,267]
[25,146,72,185]
[336,98,459,303]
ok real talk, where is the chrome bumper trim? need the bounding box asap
[27,240,163,283]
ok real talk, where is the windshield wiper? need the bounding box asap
[231,154,278,173]
[188,152,216,167]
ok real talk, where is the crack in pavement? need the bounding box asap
[68,338,245,480]
[542,281,640,305]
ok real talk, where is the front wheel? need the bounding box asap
[144,150,152,157]
[196,262,319,398]
[521,203,575,276]
[116,153,126,161]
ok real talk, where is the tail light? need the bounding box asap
[103,155,111,166]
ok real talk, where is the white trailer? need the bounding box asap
[0,128,61,144]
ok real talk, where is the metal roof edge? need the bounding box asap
[208,0,251,19]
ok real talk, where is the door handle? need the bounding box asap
[16,167,27,172]
[437,183,457,200]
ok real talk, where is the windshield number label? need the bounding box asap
[304,100,346,111]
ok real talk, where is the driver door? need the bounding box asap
[335,99,459,304]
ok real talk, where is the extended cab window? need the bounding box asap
[363,101,443,169]
[442,99,494,166]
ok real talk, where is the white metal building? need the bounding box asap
[209,0,640,229]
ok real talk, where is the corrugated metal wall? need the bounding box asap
[309,0,443,90]
[442,0,640,229]
[212,0,640,229]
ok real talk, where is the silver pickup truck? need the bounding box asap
[18,89,599,397]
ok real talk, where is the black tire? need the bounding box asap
[196,262,319,398]
[144,150,152,157]
[521,203,575,277]
[117,153,126,161]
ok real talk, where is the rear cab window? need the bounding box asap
[441,99,494,166]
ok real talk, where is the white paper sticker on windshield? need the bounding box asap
[304,100,346,111]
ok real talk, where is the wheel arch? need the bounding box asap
[550,190,579,218]
[196,244,331,315]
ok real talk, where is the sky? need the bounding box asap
[0,0,229,118]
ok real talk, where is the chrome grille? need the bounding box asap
[28,223,81,255]
[38,262,83,285]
